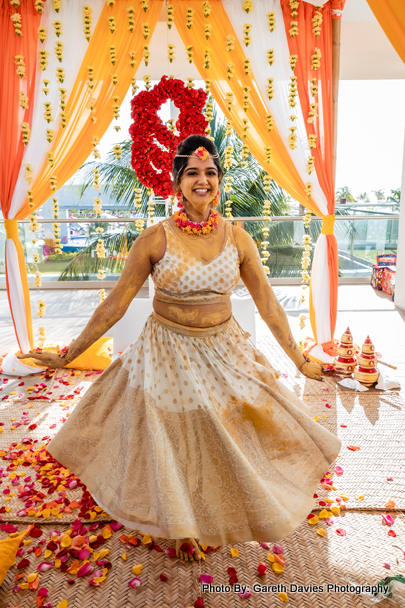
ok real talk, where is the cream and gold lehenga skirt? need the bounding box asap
[47,312,341,546]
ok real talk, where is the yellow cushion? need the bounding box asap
[65,337,113,370]
[0,529,28,587]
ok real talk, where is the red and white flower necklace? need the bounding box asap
[174,201,219,236]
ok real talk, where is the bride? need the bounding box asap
[19,134,341,562]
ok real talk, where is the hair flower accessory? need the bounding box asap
[195,146,209,161]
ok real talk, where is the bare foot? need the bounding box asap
[175,538,202,561]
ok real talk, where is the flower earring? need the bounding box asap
[176,190,184,208]
[211,189,220,207]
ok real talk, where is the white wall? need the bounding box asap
[394,130,405,310]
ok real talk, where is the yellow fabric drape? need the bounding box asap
[366,0,405,64]
[321,214,335,235]
[173,0,321,214]
[4,218,18,239]
[4,223,34,351]
[16,0,164,219]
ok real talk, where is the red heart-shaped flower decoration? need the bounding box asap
[129,75,208,198]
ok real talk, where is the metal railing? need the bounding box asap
[1,214,398,223]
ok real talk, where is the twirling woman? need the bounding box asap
[20,135,341,561]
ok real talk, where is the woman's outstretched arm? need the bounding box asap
[233,225,322,380]
[18,223,165,368]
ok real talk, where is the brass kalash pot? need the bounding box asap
[334,327,357,376]
[354,336,379,387]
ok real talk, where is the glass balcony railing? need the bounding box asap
[0,214,399,283]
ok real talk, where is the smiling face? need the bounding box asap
[179,155,220,209]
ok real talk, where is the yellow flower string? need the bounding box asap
[242,86,251,112]
[167,44,175,63]
[223,145,233,170]
[143,45,150,66]
[288,76,298,108]
[226,34,235,52]
[267,12,276,32]
[243,58,252,76]
[143,74,151,90]
[266,114,274,132]
[21,122,31,145]
[312,8,323,39]
[202,1,211,18]
[311,48,322,70]
[288,127,297,150]
[307,102,318,124]
[243,23,252,46]
[53,20,62,37]
[266,78,274,101]
[39,49,49,71]
[142,23,150,39]
[108,17,116,34]
[224,176,233,219]
[261,199,271,275]
[267,49,275,66]
[127,6,135,32]
[186,7,194,29]
[14,55,26,79]
[167,4,174,29]
[83,4,92,42]
[226,62,234,80]
[225,91,234,112]
[38,26,47,43]
[308,134,317,151]
[11,13,22,37]
[19,91,29,110]
[203,48,211,69]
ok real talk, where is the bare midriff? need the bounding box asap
[152,299,232,328]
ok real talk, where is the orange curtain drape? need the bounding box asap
[173,0,321,214]
[0,0,40,216]
[0,0,41,350]
[17,0,164,219]
[366,0,405,65]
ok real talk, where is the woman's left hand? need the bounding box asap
[298,360,323,381]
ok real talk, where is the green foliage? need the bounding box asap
[335,186,354,202]
[387,188,401,204]
[372,188,385,201]
[58,227,139,281]
[61,101,294,281]
[357,191,370,203]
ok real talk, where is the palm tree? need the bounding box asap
[59,104,294,280]
[335,186,354,203]
[357,192,370,203]
[372,188,386,201]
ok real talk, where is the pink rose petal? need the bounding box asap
[239,588,251,598]
[38,588,49,598]
[272,544,284,554]
[77,562,94,577]
[128,576,142,589]
[259,542,270,550]
[166,547,177,557]
[382,514,394,526]
[335,466,344,475]
[200,574,213,584]
[37,562,53,572]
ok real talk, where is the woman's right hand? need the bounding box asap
[17,351,69,369]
